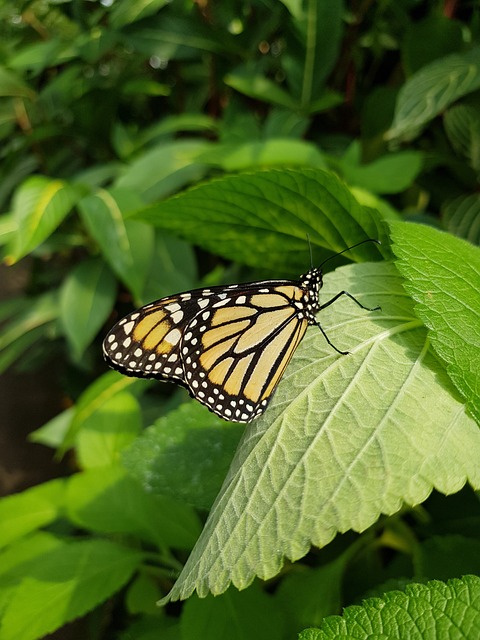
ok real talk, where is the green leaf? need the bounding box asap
[120,615,180,640]
[0,212,16,247]
[387,46,480,141]
[339,144,424,194]
[133,168,390,273]
[281,0,343,109]
[276,553,351,635]
[66,465,201,549]
[110,0,170,28]
[0,291,59,374]
[123,402,244,511]
[0,531,64,578]
[161,262,480,601]
[180,583,285,640]
[29,407,74,448]
[0,479,65,550]
[123,14,236,59]
[444,103,480,171]
[390,222,480,423]
[60,257,117,359]
[224,68,298,110]
[200,139,326,172]
[78,188,154,301]
[61,371,150,452]
[9,39,76,73]
[141,232,198,303]
[0,65,35,98]
[442,193,480,246]
[125,573,162,615]
[76,392,142,468]
[115,140,209,202]
[5,176,84,264]
[416,535,480,581]
[0,538,142,640]
[298,576,480,639]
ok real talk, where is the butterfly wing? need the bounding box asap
[179,282,309,422]
[103,290,209,385]
[103,281,310,423]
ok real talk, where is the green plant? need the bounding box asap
[0,1,479,639]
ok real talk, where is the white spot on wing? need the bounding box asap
[164,328,181,345]
[171,310,184,323]
[123,321,134,335]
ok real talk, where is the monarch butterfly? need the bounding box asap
[103,239,380,423]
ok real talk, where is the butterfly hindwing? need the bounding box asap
[103,291,207,385]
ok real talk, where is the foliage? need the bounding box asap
[0,1,480,638]
[300,575,480,640]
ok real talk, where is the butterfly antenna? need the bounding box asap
[306,233,314,268]
[318,238,381,269]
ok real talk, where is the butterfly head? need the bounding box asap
[299,267,323,320]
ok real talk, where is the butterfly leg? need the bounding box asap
[314,320,350,355]
[316,291,381,355]
[319,291,381,312]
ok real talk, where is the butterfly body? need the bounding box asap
[103,268,324,423]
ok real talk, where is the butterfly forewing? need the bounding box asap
[179,284,309,422]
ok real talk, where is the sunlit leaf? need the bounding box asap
[161,262,480,600]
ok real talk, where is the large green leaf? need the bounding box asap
[388,46,480,141]
[132,168,390,273]
[160,262,480,601]
[299,576,480,639]
[391,222,480,423]
[0,538,142,640]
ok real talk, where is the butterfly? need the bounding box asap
[103,239,380,423]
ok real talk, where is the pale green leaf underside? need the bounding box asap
[163,262,480,601]
[300,575,480,639]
